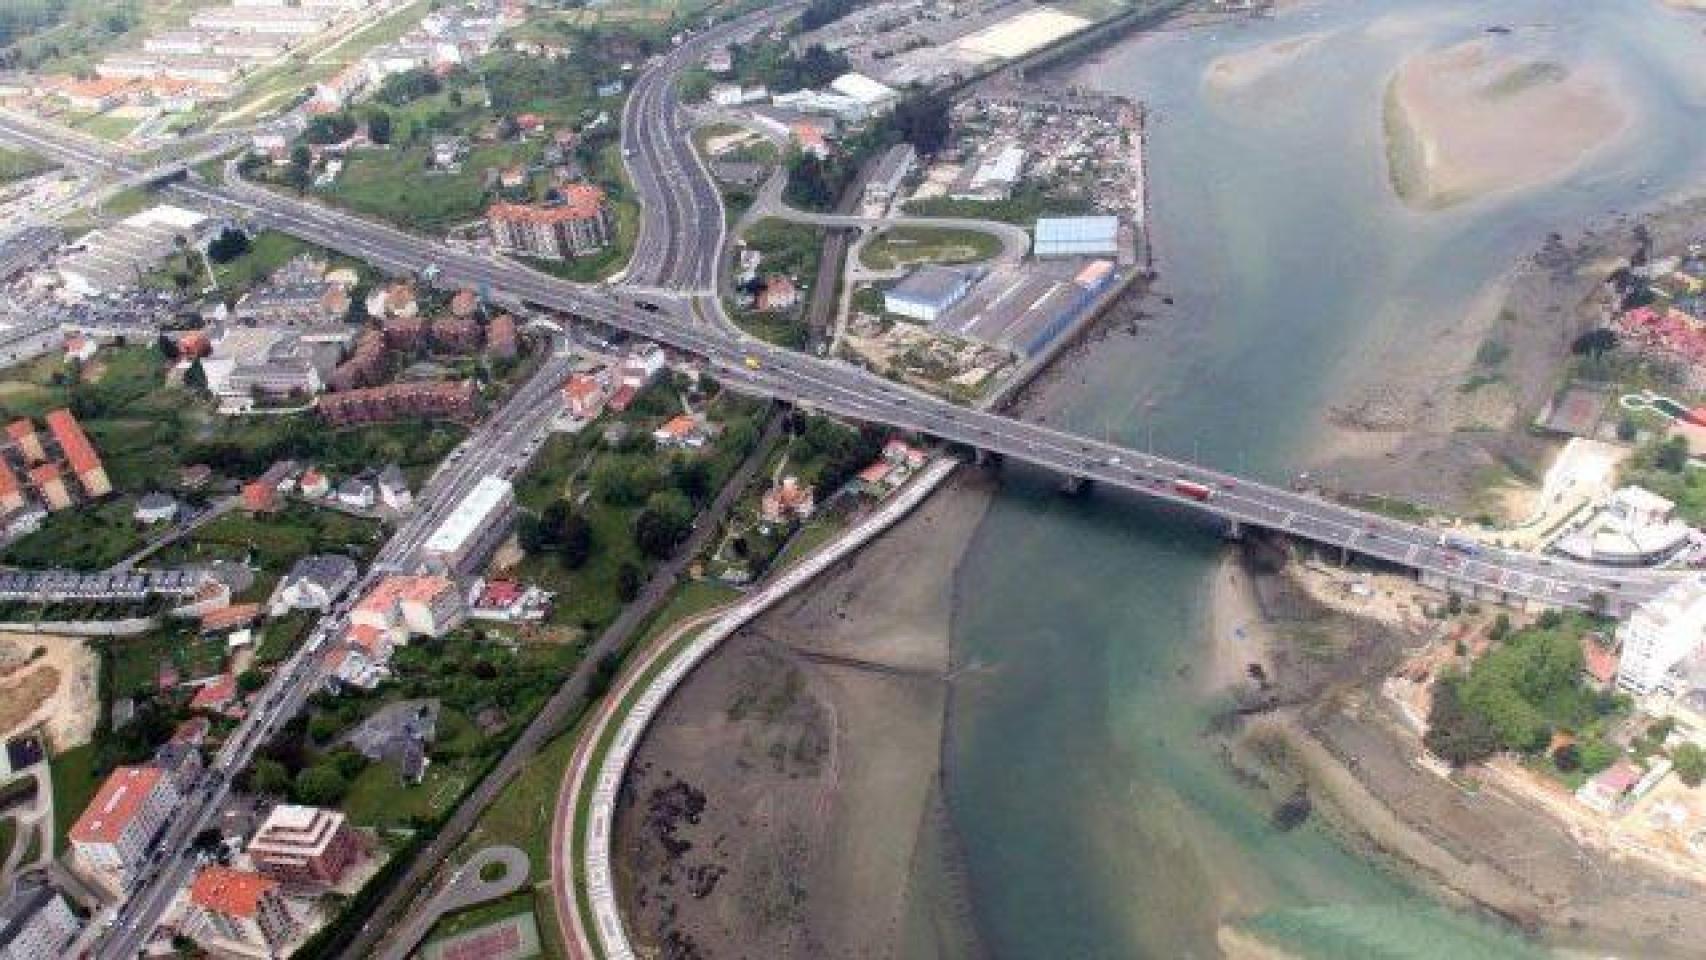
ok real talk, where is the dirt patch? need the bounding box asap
[0,633,99,750]
[612,472,995,959]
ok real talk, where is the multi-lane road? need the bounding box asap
[0,8,1694,953]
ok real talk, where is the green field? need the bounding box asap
[0,147,55,185]
[1,499,147,571]
[343,762,467,832]
[859,225,1004,271]
[323,141,534,232]
[48,744,98,854]
[156,504,384,573]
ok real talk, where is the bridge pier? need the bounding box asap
[1223,519,1242,541]
[1061,475,1090,496]
[974,448,1003,469]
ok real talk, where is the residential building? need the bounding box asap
[29,465,70,512]
[486,312,518,360]
[271,554,358,613]
[246,805,362,889]
[317,380,477,426]
[761,476,815,524]
[421,476,515,575]
[757,275,798,311]
[352,575,467,638]
[0,882,81,960]
[1617,577,1706,695]
[376,464,411,512]
[149,741,203,794]
[181,867,300,958]
[487,186,612,260]
[6,421,43,464]
[653,415,707,450]
[44,408,110,497]
[562,373,608,420]
[69,765,181,882]
[885,266,973,322]
[133,493,178,524]
[335,476,375,510]
[0,465,22,515]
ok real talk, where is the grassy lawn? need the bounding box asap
[68,112,139,142]
[1,499,148,571]
[158,503,384,573]
[733,218,823,347]
[343,762,466,831]
[0,147,55,184]
[859,225,1003,270]
[48,744,99,854]
[321,140,536,232]
[902,179,1095,227]
[109,623,228,698]
[632,578,737,648]
[454,720,584,872]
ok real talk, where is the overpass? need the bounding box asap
[0,44,1686,626]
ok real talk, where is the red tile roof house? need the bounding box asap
[189,673,240,715]
[757,275,799,311]
[182,866,302,956]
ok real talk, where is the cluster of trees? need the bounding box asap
[206,227,251,264]
[735,40,849,93]
[305,111,359,146]
[783,91,951,212]
[1424,614,1626,770]
[375,67,443,107]
[798,0,860,31]
[0,0,137,70]
[787,412,887,493]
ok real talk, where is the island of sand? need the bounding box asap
[1383,38,1629,210]
[1204,32,1332,95]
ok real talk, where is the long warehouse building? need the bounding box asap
[421,475,516,575]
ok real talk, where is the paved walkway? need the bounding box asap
[551,457,959,960]
[376,845,530,960]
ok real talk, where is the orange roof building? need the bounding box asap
[184,866,300,955]
[29,463,71,511]
[0,461,22,513]
[69,766,180,878]
[487,185,611,261]
[6,419,44,463]
[45,408,110,497]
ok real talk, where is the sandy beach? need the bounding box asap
[1384,38,1629,210]
[1203,32,1332,95]
[612,472,994,958]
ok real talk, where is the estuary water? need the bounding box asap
[941,0,1706,956]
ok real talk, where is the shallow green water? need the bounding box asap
[942,1,1706,956]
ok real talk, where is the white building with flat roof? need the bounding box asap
[1618,577,1706,695]
[422,476,516,575]
[1034,215,1120,258]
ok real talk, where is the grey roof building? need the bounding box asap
[0,880,81,960]
[271,554,358,613]
[884,265,974,323]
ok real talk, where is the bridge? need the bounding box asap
[0,31,1685,626]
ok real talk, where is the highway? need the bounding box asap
[0,81,1686,624]
[0,11,1693,953]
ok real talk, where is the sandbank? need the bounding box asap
[1204,32,1331,95]
[1384,39,1629,210]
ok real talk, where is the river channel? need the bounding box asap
[942,0,1706,956]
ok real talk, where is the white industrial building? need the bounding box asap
[1034,215,1120,258]
[1617,577,1706,695]
[960,144,1025,201]
[830,72,899,114]
[885,266,974,323]
[422,475,516,575]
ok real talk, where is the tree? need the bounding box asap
[251,758,291,795]
[236,670,266,693]
[294,764,349,806]
[1424,672,1502,767]
[366,108,392,145]
[156,333,178,360]
[1551,742,1580,772]
[616,562,642,602]
[308,712,341,743]
[1570,328,1619,359]
[1674,743,1706,787]
[634,490,693,558]
[890,91,951,156]
[559,511,592,569]
[540,499,571,542]
[1656,435,1690,473]
[206,226,250,263]
[304,111,357,145]
[184,357,209,394]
